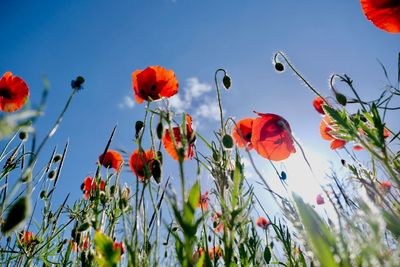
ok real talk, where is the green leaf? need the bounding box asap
[292,194,342,267]
[94,231,120,267]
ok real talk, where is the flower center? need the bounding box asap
[0,87,12,99]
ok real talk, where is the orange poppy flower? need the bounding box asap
[312,96,328,115]
[256,216,270,229]
[251,112,296,161]
[197,191,209,211]
[0,72,29,112]
[320,116,347,150]
[212,212,224,233]
[232,118,254,149]
[162,114,195,160]
[81,177,105,200]
[208,246,222,260]
[360,0,400,33]
[132,66,179,103]
[129,149,155,181]
[98,149,124,170]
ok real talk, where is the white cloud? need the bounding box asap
[169,77,212,113]
[118,95,135,109]
[195,99,222,121]
[169,77,222,126]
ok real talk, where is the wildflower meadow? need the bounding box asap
[1,1,400,266]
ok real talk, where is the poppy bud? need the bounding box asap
[274,62,284,72]
[156,122,163,139]
[208,235,212,242]
[280,171,287,180]
[53,154,62,163]
[222,74,231,89]
[77,222,90,232]
[110,185,116,195]
[341,159,346,166]
[1,197,30,234]
[40,191,47,199]
[172,227,178,232]
[212,151,220,162]
[151,160,162,184]
[19,131,27,141]
[71,76,85,90]
[222,134,234,150]
[135,121,144,139]
[48,170,56,180]
[335,93,347,106]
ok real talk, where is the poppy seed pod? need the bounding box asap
[222,74,231,89]
[222,134,234,150]
[71,76,85,90]
[274,62,284,72]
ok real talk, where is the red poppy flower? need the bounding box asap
[197,191,209,211]
[132,66,179,103]
[0,72,29,112]
[22,231,33,244]
[232,118,254,149]
[192,247,205,262]
[98,150,124,170]
[81,177,105,200]
[316,194,325,205]
[162,114,195,160]
[251,112,296,161]
[129,149,155,181]
[256,216,270,229]
[320,116,347,150]
[353,144,363,151]
[114,241,124,255]
[381,181,392,190]
[360,0,400,33]
[313,96,328,115]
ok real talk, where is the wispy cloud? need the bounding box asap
[169,77,223,126]
[118,95,135,109]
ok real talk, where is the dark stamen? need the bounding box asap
[0,87,12,99]
[151,85,157,91]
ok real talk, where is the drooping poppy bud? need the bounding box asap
[222,74,231,89]
[274,62,284,72]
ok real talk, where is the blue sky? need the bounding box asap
[1,0,399,210]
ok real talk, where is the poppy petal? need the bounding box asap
[361,0,400,33]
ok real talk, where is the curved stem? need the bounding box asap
[214,69,226,134]
[274,52,325,101]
